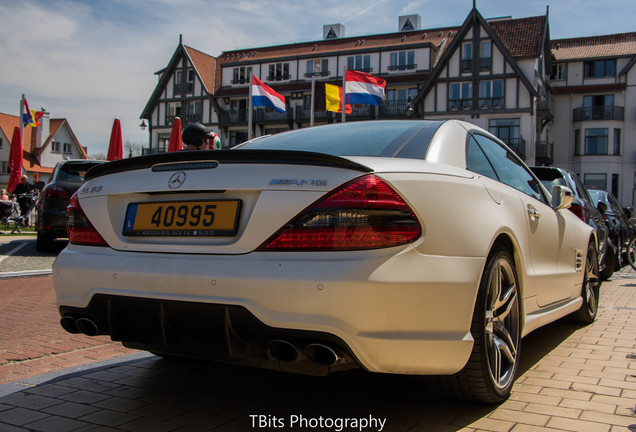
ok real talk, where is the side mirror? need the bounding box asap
[34,181,45,191]
[624,207,633,219]
[551,185,573,211]
[597,201,607,215]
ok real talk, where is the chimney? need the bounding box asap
[36,112,50,149]
[399,15,421,32]
[323,24,345,40]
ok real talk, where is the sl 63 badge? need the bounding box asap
[80,185,103,195]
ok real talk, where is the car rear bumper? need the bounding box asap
[53,244,485,375]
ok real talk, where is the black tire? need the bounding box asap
[600,244,615,281]
[628,237,636,271]
[36,232,54,252]
[431,244,521,403]
[570,242,600,324]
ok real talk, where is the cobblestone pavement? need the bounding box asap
[0,244,635,431]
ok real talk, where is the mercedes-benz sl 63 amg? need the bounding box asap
[53,120,599,403]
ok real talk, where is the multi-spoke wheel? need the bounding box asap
[627,236,636,271]
[431,244,520,403]
[571,242,600,324]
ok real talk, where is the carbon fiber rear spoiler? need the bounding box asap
[85,150,372,181]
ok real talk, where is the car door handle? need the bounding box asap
[527,207,541,221]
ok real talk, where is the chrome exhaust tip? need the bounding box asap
[76,318,98,336]
[266,340,299,362]
[304,343,341,366]
[60,316,79,334]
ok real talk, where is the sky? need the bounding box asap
[0,0,634,157]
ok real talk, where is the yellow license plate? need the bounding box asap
[123,200,241,236]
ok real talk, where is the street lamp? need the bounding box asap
[406,97,414,118]
[139,119,147,130]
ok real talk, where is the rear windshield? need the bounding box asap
[58,162,103,183]
[237,121,443,159]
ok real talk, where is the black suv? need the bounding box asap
[531,167,615,280]
[35,159,105,251]
[588,189,636,269]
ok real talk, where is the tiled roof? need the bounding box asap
[184,45,218,93]
[0,113,86,172]
[0,113,33,152]
[216,15,547,68]
[490,16,547,58]
[552,32,636,60]
[217,26,460,66]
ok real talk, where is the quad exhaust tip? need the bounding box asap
[266,340,341,367]
[266,339,300,362]
[304,343,341,366]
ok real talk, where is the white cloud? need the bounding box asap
[0,0,634,156]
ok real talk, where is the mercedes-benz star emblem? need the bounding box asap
[168,171,186,189]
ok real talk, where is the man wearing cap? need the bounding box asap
[181,122,220,151]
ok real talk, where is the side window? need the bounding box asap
[466,136,498,180]
[473,134,544,203]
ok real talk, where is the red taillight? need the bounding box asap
[43,185,71,200]
[258,174,421,251]
[568,203,587,223]
[67,192,108,247]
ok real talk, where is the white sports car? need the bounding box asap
[53,120,599,403]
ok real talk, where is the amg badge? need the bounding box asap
[269,179,327,186]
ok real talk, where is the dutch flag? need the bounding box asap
[345,70,386,106]
[251,77,286,113]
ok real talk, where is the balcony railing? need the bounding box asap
[449,98,472,111]
[535,140,554,165]
[479,97,504,110]
[387,64,417,71]
[501,137,526,160]
[266,74,291,81]
[303,71,331,78]
[573,105,624,122]
[379,100,412,117]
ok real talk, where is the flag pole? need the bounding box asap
[247,75,254,140]
[310,75,316,128]
[341,67,347,123]
[19,94,24,148]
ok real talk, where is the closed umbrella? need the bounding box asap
[7,127,23,194]
[168,117,182,152]
[107,118,123,161]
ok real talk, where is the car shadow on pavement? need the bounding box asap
[0,321,582,432]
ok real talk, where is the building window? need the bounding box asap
[174,70,182,94]
[551,63,567,80]
[488,118,522,155]
[347,55,371,72]
[614,128,621,155]
[574,129,581,155]
[584,128,608,155]
[168,102,182,121]
[0,138,4,149]
[1,162,9,174]
[157,133,170,152]
[461,42,472,72]
[480,41,491,70]
[584,173,607,191]
[268,63,290,81]
[63,143,72,153]
[51,141,60,152]
[306,59,329,77]
[186,100,202,123]
[232,66,252,84]
[584,59,616,78]
[479,80,504,109]
[187,69,195,93]
[449,82,472,110]
[389,51,415,71]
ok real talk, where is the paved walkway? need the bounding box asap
[0,267,635,431]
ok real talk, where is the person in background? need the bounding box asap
[12,175,36,221]
[181,122,218,151]
[0,189,9,201]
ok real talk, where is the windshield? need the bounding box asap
[237,120,443,159]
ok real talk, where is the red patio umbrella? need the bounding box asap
[7,127,23,194]
[107,118,123,161]
[168,117,182,152]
